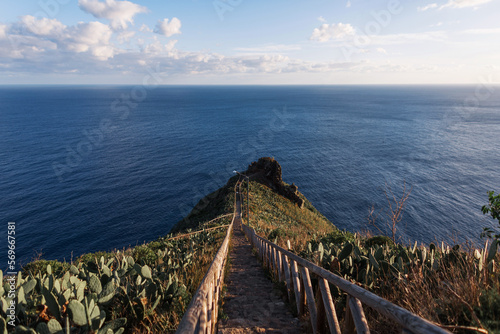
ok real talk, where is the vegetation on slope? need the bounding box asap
[1,221,232,333]
[2,157,498,334]
[245,174,500,333]
[245,179,336,250]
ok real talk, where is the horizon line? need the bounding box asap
[0,83,497,87]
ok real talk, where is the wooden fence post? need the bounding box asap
[348,297,370,334]
[315,282,327,334]
[318,278,341,334]
[198,298,208,334]
[277,250,283,282]
[291,260,302,314]
[273,248,280,279]
[299,269,306,316]
[207,281,213,333]
[213,271,221,333]
[271,247,276,277]
[301,267,318,334]
[282,253,293,302]
[344,295,355,334]
[259,240,264,263]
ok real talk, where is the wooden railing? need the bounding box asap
[200,213,234,227]
[176,180,241,334]
[241,224,452,334]
[167,223,231,241]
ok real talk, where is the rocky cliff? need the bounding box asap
[245,157,304,209]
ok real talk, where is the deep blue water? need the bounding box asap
[1,85,499,269]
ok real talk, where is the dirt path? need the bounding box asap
[218,189,304,334]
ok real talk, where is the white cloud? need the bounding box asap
[142,37,178,55]
[117,30,135,43]
[310,20,446,46]
[418,0,491,10]
[318,16,326,23]
[462,28,500,34]
[165,39,178,51]
[0,34,57,59]
[346,1,352,8]
[440,0,492,8]
[3,16,116,61]
[64,21,114,59]
[376,47,388,54]
[154,18,181,37]
[0,24,7,40]
[310,23,355,42]
[139,24,152,33]
[91,45,115,59]
[78,0,148,30]
[417,3,438,11]
[19,15,66,36]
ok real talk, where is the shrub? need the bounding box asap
[268,228,285,241]
[22,259,69,276]
[133,245,157,265]
[482,191,500,239]
[477,287,500,331]
[365,235,395,248]
[320,230,355,245]
[77,251,115,264]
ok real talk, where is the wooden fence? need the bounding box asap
[167,223,231,241]
[176,180,241,333]
[241,224,452,334]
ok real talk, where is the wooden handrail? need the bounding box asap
[241,224,451,334]
[200,213,234,227]
[176,179,242,334]
[167,223,231,241]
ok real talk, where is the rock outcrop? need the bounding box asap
[245,157,304,209]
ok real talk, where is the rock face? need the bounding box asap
[245,157,304,209]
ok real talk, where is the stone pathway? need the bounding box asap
[217,205,305,333]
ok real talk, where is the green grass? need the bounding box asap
[246,179,338,251]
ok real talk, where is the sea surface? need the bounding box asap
[1,85,499,268]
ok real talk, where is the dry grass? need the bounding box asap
[242,178,500,333]
[370,247,500,333]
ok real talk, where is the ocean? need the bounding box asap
[1,85,499,268]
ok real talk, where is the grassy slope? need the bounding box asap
[246,180,337,250]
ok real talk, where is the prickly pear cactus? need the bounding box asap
[0,225,229,333]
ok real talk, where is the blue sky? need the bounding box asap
[0,0,499,84]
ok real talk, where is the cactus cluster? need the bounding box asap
[301,237,498,289]
[0,226,228,333]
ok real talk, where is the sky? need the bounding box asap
[0,0,499,84]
